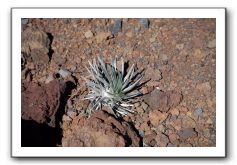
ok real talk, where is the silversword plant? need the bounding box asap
[83,56,144,117]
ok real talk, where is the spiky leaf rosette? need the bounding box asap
[83,56,143,117]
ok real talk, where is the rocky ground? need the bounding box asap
[21,18,216,147]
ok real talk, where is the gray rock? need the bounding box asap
[170,115,178,121]
[58,68,71,78]
[179,128,197,140]
[139,18,149,28]
[193,108,203,118]
[111,19,122,35]
[138,130,144,138]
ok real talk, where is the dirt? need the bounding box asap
[21,18,216,147]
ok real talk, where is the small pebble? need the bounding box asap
[170,115,178,121]
[161,54,168,65]
[58,68,71,78]
[149,37,156,43]
[84,30,93,38]
[138,130,144,137]
[141,102,149,111]
[134,102,141,107]
[125,31,133,38]
[45,74,54,84]
[193,108,203,118]
[136,107,144,114]
[141,86,149,94]
[62,115,72,122]
[206,118,213,124]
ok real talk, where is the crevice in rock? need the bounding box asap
[55,81,76,145]
[21,119,57,147]
[46,32,54,61]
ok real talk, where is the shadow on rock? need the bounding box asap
[21,119,57,147]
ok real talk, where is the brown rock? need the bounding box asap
[146,80,160,87]
[182,116,196,128]
[134,102,141,108]
[141,102,149,111]
[147,90,168,112]
[206,118,213,124]
[169,108,180,116]
[155,132,169,147]
[149,37,156,43]
[21,80,66,127]
[140,122,149,132]
[62,111,141,147]
[176,43,184,50]
[145,67,162,81]
[21,27,51,68]
[62,115,72,122]
[192,37,203,48]
[140,86,149,94]
[95,32,113,43]
[144,132,157,146]
[146,90,182,112]
[196,82,211,93]
[179,106,189,113]
[157,124,166,133]
[168,91,183,108]
[161,54,169,65]
[136,107,144,114]
[169,118,182,131]
[125,31,133,38]
[168,133,179,144]
[193,49,206,60]
[149,110,168,127]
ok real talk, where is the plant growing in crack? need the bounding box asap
[83,56,144,117]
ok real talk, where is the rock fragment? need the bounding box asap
[111,19,122,35]
[84,30,94,38]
